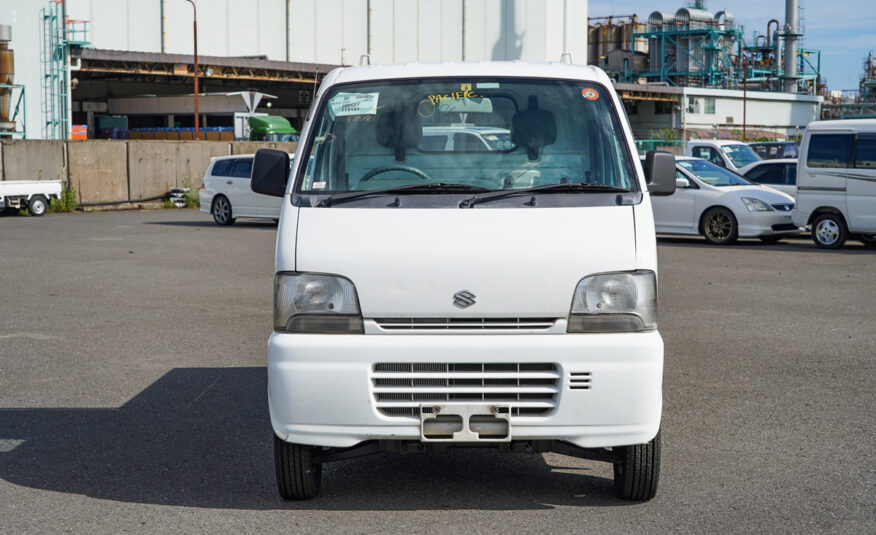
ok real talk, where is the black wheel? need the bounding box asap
[613,430,661,501]
[701,207,738,245]
[759,236,782,244]
[811,213,847,249]
[211,195,235,226]
[858,234,876,248]
[28,196,48,217]
[274,435,322,500]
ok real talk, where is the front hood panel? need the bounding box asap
[295,207,636,317]
[723,185,795,202]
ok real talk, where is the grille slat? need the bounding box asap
[569,372,592,390]
[372,362,559,417]
[374,317,556,331]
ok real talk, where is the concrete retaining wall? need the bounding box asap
[68,141,129,204]
[0,140,66,182]
[0,140,298,207]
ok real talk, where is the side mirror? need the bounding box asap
[644,150,676,196]
[675,177,690,189]
[251,148,290,197]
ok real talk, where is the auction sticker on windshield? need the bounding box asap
[329,92,380,118]
[582,88,599,100]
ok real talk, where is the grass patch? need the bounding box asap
[48,182,78,213]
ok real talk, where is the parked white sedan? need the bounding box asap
[650,156,800,245]
[199,154,286,225]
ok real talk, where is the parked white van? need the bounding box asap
[686,139,761,172]
[792,119,876,248]
[250,62,676,501]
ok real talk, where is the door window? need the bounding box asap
[807,134,853,168]
[229,158,254,178]
[854,134,876,168]
[211,159,233,177]
[691,146,723,166]
[746,164,784,185]
[785,164,797,185]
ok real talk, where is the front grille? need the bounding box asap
[372,362,560,417]
[771,203,794,212]
[771,223,798,231]
[374,318,556,331]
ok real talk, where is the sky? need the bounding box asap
[589,0,876,92]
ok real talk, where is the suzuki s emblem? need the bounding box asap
[453,290,477,309]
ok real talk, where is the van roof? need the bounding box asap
[806,118,876,130]
[325,61,612,87]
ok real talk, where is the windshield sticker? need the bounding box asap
[329,92,380,117]
[426,89,480,105]
[312,181,327,189]
[476,82,500,89]
[581,88,600,101]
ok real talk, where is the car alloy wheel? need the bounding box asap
[702,208,737,245]
[815,219,839,245]
[212,196,234,226]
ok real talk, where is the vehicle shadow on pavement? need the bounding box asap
[145,220,278,229]
[656,236,875,254]
[0,367,629,510]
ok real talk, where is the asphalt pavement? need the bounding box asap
[0,209,873,534]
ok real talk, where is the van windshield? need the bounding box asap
[295,79,637,199]
[720,144,760,168]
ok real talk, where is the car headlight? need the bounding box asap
[568,270,657,333]
[741,197,774,212]
[274,272,363,333]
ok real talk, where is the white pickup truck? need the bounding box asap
[0,181,62,216]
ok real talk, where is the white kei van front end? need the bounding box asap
[251,62,676,501]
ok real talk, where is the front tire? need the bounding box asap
[701,207,738,245]
[812,213,847,249]
[211,195,235,226]
[274,435,322,500]
[613,430,661,501]
[28,196,48,217]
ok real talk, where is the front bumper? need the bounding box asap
[737,210,800,237]
[268,330,663,449]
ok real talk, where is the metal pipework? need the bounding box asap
[0,24,15,131]
[767,19,779,46]
[783,0,799,92]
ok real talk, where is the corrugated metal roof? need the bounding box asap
[77,48,339,75]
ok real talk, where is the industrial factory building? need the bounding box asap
[0,0,589,140]
[0,0,835,143]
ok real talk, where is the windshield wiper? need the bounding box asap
[459,182,630,208]
[315,183,492,207]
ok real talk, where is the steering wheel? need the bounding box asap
[359,164,432,183]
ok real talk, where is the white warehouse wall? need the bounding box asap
[59,0,587,64]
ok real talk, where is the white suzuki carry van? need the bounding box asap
[251,62,676,501]
[792,119,876,248]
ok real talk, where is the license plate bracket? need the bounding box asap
[420,403,511,442]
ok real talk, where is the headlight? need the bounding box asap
[568,270,657,333]
[274,272,363,333]
[741,197,774,212]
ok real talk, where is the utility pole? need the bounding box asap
[184,0,200,140]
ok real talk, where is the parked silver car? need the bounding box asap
[199,154,287,225]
